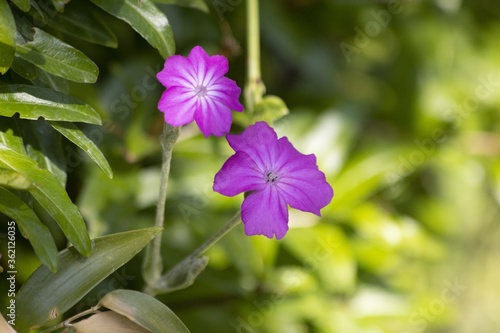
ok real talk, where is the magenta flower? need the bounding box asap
[213,122,334,239]
[157,46,244,137]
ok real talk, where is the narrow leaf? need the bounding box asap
[100,289,191,333]
[16,227,162,332]
[0,146,91,257]
[91,0,175,58]
[73,311,150,333]
[47,3,118,48]
[10,0,30,11]
[0,0,16,74]
[0,186,59,272]
[15,28,99,83]
[153,256,208,293]
[0,117,26,154]
[50,121,113,179]
[153,0,209,13]
[10,57,37,80]
[0,84,101,124]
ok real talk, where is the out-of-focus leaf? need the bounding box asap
[10,57,37,80]
[0,146,91,257]
[50,121,113,179]
[0,186,59,272]
[0,85,101,124]
[0,169,31,189]
[153,0,209,12]
[99,289,191,333]
[34,70,70,93]
[73,311,150,333]
[10,0,30,11]
[51,0,69,12]
[0,0,16,74]
[21,120,67,186]
[15,28,99,83]
[47,3,118,48]
[16,227,162,332]
[90,0,175,58]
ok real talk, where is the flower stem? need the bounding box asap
[245,0,265,113]
[39,305,101,332]
[142,124,180,293]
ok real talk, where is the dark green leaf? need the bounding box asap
[16,227,162,332]
[15,28,99,83]
[90,0,175,58]
[0,146,91,257]
[10,0,30,11]
[99,289,191,333]
[50,121,113,179]
[153,256,208,294]
[0,0,16,74]
[0,117,26,154]
[153,0,209,13]
[0,84,101,124]
[47,3,118,48]
[0,186,59,272]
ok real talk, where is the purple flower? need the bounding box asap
[157,46,244,137]
[213,122,334,239]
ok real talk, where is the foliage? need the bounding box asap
[1,0,500,333]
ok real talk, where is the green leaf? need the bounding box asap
[47,3,118,48]
[0,146,91,257]
[16,227,162,332]
[153,256,208,294]
[10,0,30,11]
[10,57,37,80]
[51,0,69,12]
[15,28,99,83]
[0,84,102,124]
[21,120,67,186]
[73,311,151,333]
[0,169,31,189]
[0,117,26,154]
[153,0,209,13]
[0,186,59,272]
[91,0,175,58]
[50,121,113,179]
[0,0,16,74]
[99,289,191,333]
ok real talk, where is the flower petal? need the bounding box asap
[226,122,279,168]
[213,151,266,196]
[274,137,334,215]
[209,76,244,112]
[158,86,197,126]
[157,54,197,88]
[241,187,289,240]
[188,46,229,87]
[194,97,233,137]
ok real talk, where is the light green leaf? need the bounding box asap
[99,289,191,333]
[91,0,175,58]
[73,311,151,333]
[21,120,67,186]
[16,227,162,332]
[15,28,99,83]
[50,121,113,179]
[10,0,30,11]
[153,0,209,13]
[0,0,16,74]
[51,0,69,12]
[0,169,31,189]
[0,186,59,272]
[47,3,118,48]
[0,146,91,257]
[0,84,102,124]
[0,117,26,154]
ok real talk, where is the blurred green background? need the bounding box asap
[3,0,500,332]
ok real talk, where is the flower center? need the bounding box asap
[194,85,208,97]
[265,171,280,185]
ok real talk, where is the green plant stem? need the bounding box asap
[39,305,101,333]
[245,0,265,112]
[142,124,180,293]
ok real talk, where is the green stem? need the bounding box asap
[149,212,241,296]
[142,124,180,293]
[39,305,101,332]
[245,0,265,113]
